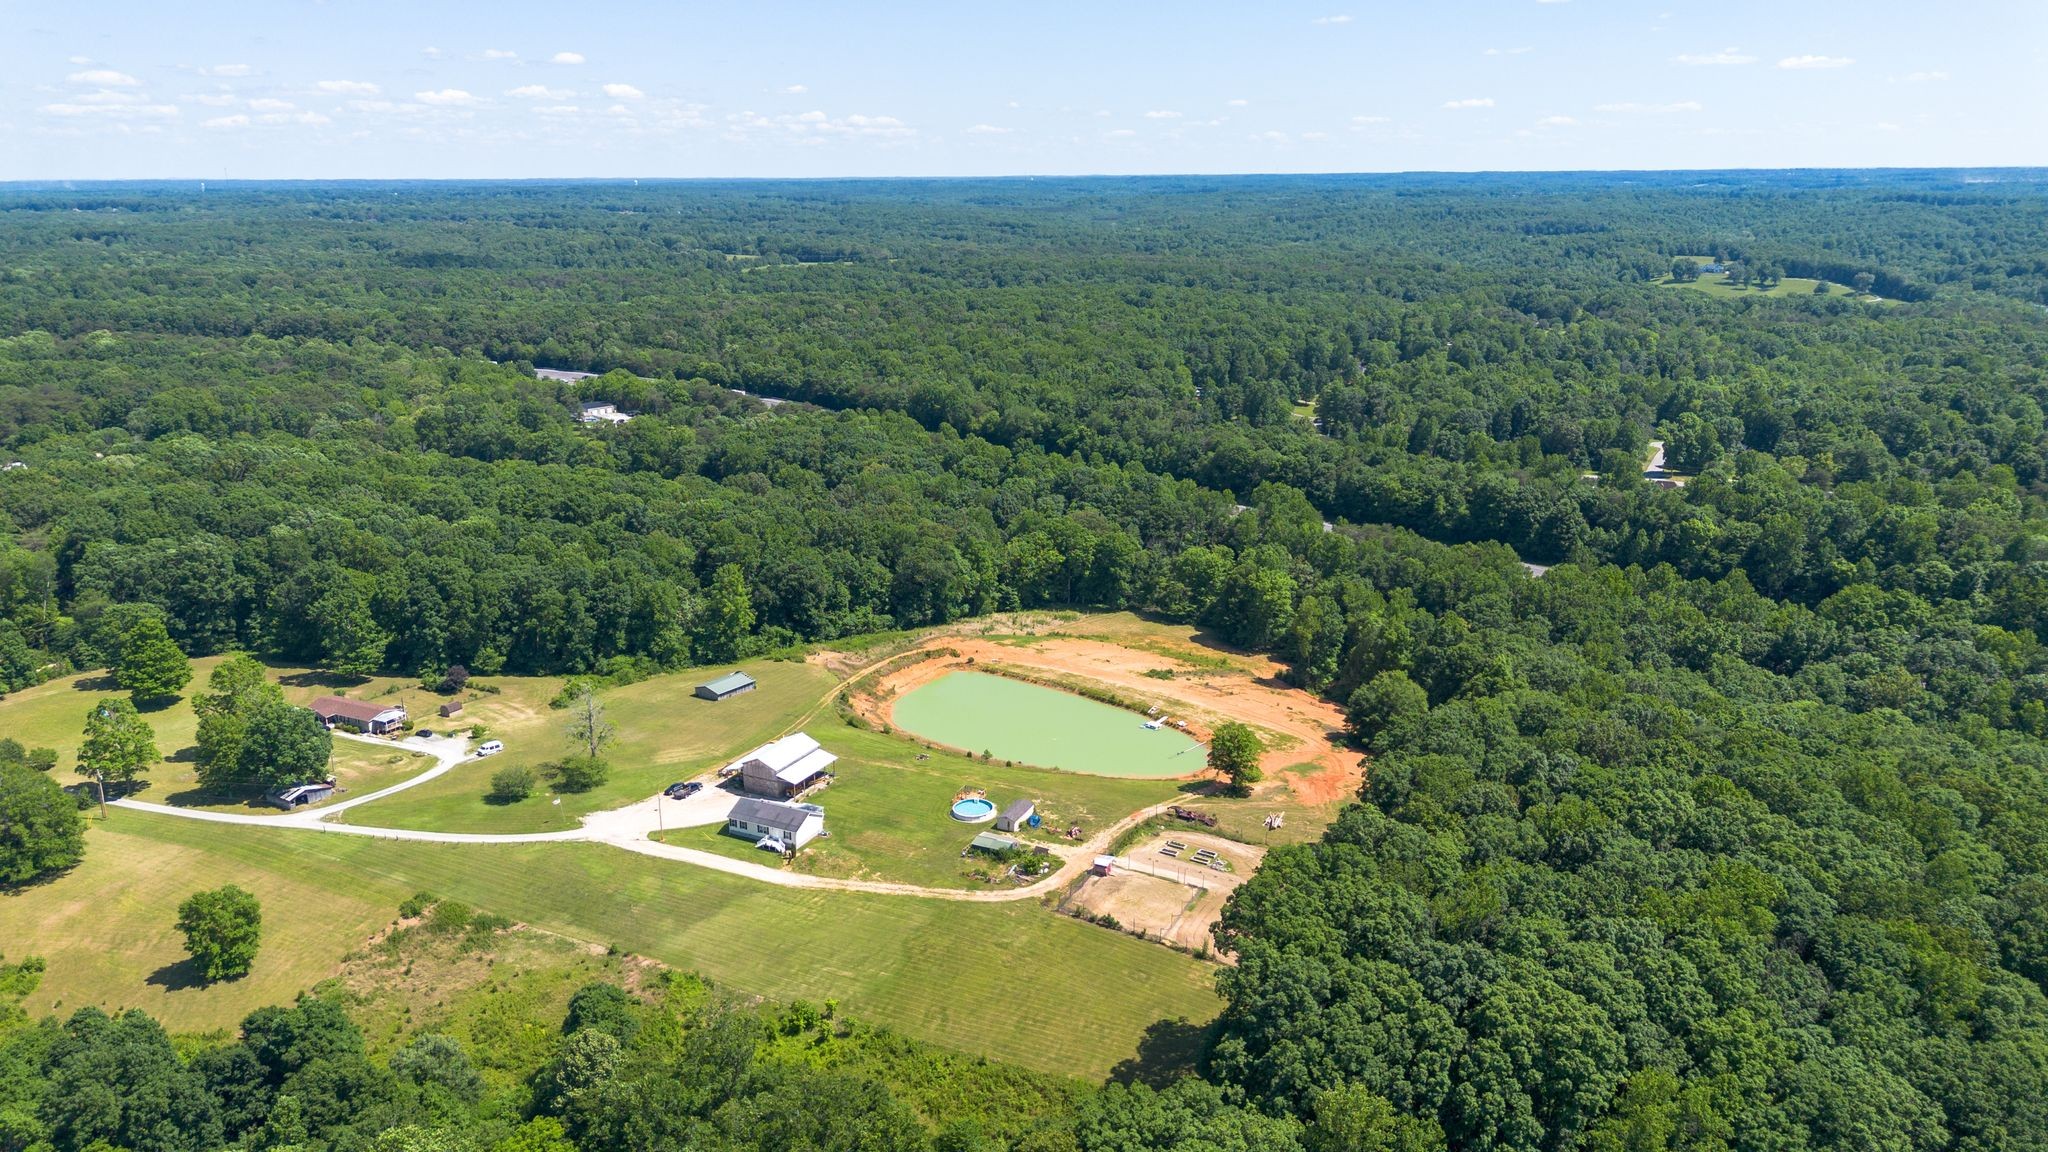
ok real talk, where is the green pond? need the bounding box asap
[890,671,1202,778]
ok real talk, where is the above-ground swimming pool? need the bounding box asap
[894,671,1203,778]
[950,796,997,822]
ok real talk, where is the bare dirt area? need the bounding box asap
[844,618,1362,804]
[1069,833,1266,955]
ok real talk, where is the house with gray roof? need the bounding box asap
[724,797,826,852]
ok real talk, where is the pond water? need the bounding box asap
[890,671,1201,778]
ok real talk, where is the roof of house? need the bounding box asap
[311,696,402,723]
[270,783,333,802]
[969,832,1018,853]
[729,732,838,785]
[699,671,756,695]
[1000,798,1036,822]
[729,797,821,835]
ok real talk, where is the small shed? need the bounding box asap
[1092,855,1117,876]
[968,832,1019,856]
[266,782,335,809]
[437,699,464,718]
[695,671,757,702]
[995,798,1037,833]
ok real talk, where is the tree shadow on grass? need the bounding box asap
[145,956,213,992]
[70,674,118,693]
[278,670,367,691]
[1107,1016,1215,1088]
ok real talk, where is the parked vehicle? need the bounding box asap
[664,781,703,799]
[475,740,504,757]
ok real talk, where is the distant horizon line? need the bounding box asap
[5,165,2048,188]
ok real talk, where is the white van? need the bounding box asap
[475,740,504,757]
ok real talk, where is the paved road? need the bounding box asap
[111,736,1182,902]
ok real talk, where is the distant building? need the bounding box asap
[725,797,825,851]
[312,696,406,735]
[694,671,757,701]
[266,782,335,809]
[437,700,464,718]
[578,401,632,424]
[726,732,837,799]
[995,798,1036,833]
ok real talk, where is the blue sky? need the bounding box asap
[3,1,2042,179]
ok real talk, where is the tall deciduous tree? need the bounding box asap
[0,761,86,884]
[194,653,289,792]
[235,701,333,792]
[692,564,755,664]
[312,582,389,678]
[114,616,191,703]
[1209,721,1264,797]
[78,697,159,814]
[175,885,263,981]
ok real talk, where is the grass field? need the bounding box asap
[1,809,1222,1079]
[4,657,435,809]
[342,657,834,833]
[659,723,1180,888]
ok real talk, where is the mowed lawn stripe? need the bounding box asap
[45,809,1220,1078]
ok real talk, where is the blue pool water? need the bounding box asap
[950,797,997,822]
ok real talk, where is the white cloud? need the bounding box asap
[204,114,250,128]
[1536,0,1569,4]
[1779,54,1852,69]
[421,47,444,58]
[782,84,808,94]
[965,123,1010,134]
[1301,131,1327,140]
[191,93,237,106]
[317,80,380,95]
[414,88,478,105]
[1875,120,1902,131]
[68,69,140,86]
[508,84,573,99]
[1143,109,1180,119]
[1903,70,1948,83]
[1674,48,1754,66]
[247,98,294,112]
[1536,115,1577,126]
[67,55,91,65]
[1593,100,1703,113]
[602,83,644,99]
[45,100,178,119]
[1312,14,1352,24]
[1352,114,1390,124]
[1228,98,1249,107]
[479,48,518,60]
[1105,128,1137,138]
[202,63,252,77]
[551,51,585,64]
[1442,97,1494,109]
[722,108,915,141]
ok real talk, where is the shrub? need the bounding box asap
[551,755,609,793]
[488,764,536,802]
[439,664,469,694]
[426,900,473,934]
[399,891,437,919]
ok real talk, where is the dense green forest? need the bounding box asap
[8,172,2048,1150]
